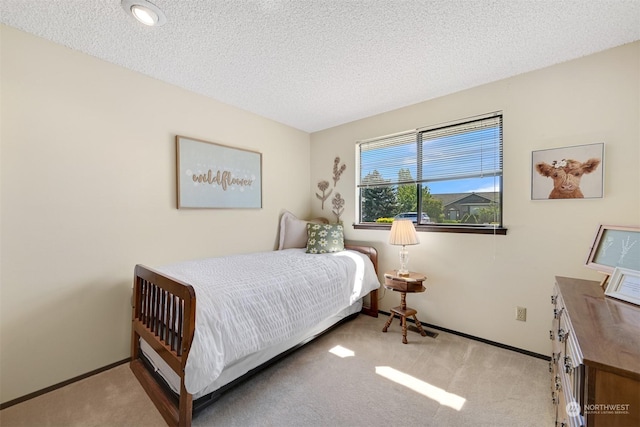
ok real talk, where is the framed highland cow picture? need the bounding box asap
[531,143,604,200]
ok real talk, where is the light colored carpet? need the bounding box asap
[1,315,553,426]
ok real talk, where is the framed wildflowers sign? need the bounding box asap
[531,143,604,200]
[176,135,262,209]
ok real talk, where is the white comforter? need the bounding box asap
[158,248,379,394]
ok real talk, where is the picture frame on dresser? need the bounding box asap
[605,267,640,306]
[585,225,640,275]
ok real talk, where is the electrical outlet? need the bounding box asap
[516,306,527,322]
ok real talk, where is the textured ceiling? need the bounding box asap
[1,1,639,132]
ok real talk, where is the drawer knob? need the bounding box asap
[564,355,573,373]
[558,329,566,342]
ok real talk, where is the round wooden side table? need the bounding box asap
[382,271,428,344]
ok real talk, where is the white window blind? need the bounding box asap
[358,130,418,187]
[419,115,502,183]
[358,114,502,187]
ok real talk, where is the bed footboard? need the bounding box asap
[130,264,196,427]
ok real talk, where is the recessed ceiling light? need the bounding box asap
[121,0,166,27]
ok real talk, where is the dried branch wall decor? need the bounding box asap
[316,156,347,212]
[332,192,345,223]
[316,180,332,209]
[333,157,346,186]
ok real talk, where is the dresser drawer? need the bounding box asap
[551,284,585,427]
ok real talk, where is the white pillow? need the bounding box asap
[278,211,328,250]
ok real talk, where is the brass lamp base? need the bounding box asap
[397,271,410,277]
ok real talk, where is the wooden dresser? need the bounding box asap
[550,276,640,427]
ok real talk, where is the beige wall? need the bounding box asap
[310,42,640,356]
[0,26,311,403]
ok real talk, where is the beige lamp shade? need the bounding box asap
[389,219,419,246]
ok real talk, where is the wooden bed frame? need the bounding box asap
[130,244,378,427]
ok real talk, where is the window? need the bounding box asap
[355,112,504,234]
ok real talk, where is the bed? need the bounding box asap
[130,220,379,427]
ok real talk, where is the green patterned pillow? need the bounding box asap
[306,223,344,254]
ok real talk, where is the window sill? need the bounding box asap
[352,223,507,235]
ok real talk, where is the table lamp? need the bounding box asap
[388,219,420,277]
